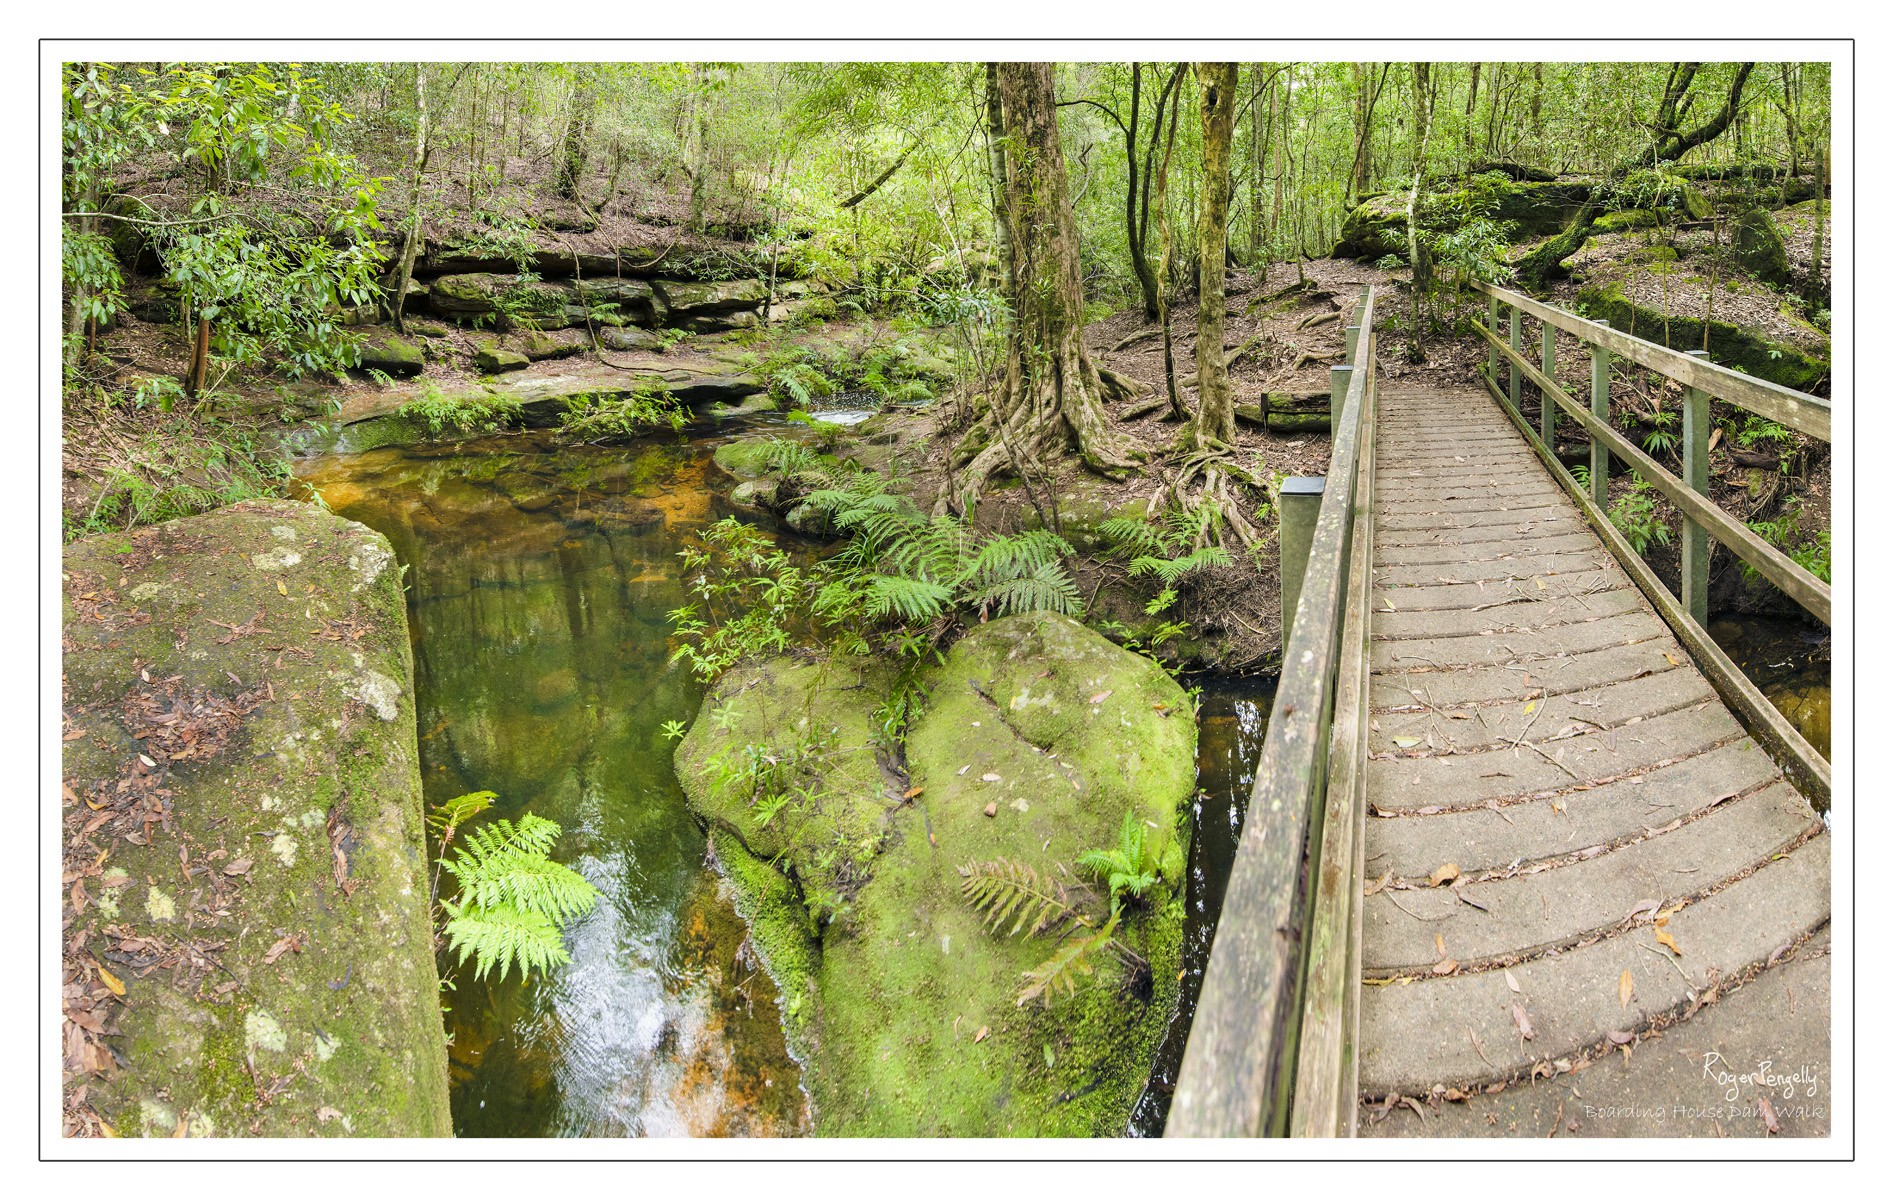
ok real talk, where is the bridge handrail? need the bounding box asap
[1469,290,1831,626]
[1472,280,1831,442]
[1470,284,1830,804]
[1167,286,1378,1138]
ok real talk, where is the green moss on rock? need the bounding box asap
[674,614,1195,1135]
[62,501,451,1137]
[1578,280,1829,392]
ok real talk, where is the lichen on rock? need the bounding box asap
[674,613,1196,1135]
[61,500,451,1137]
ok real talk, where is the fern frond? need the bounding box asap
[1128,546,1233,584]
[957,859,1090,938]
[961,559,1084,617]
[1097,516,1164,557]
[441,898,572,982]
[1016,905,1121,1008]
[428,791,496,832]
[864,574,953,622]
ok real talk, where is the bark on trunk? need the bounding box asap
[557,71,595,203]
[950,62,1144,515]
[1193,62,1239,448]
[392,67,430,335]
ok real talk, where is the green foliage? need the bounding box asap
[1746,499,1831,585]
[61,62,385,381]
[70,419,290,541]
[1609,478,1673,554]
[669,447,1085,681]
[1076,808,1182,904]
[437,812,600,982]
[557,384,688,441]
[402,384,524,437]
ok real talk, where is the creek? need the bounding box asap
[295,421,1271,1137]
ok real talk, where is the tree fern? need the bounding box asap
[437,813,599,982]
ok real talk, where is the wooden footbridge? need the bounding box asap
[1168,283,1833,1138]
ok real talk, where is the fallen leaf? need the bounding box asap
[1512,1003,1535,1041]
[223,858,254,876]
[982,802,998,818]
[1087,690,1113,705]
[1619,968,1635,1009]
[1434,932,1445,957]
[973,1025,990,1044]
[1523,700,1538,715]
[1607,1030,1634,1045]
[1654,926,1682,956]
[317,1107,344,1124]
[97,965,125,997]
[981,773,1001,783]
[276,579,288,596]
[1504,969,1522,994]
[1392,736,1421,749]
[1664,652,1680,667]
[63,729,88,742]
[1758,1095,1780,1134]
[902,786,924,799]
[263,935,299,965]
[1432,958,1458,975]
[1428,863,1460,887]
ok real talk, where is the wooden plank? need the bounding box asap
[1477,370,1831,806]
[1169,290,1378,1138]
[1290,330,1377,1139]
[1474,318,1831,624]
[1474,280,1832,442]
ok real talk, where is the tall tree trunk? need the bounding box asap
[983,63,1015,280]
[1405,62,1435,361]
[1130,63,1187,322]
[1155,79,1185,419]
[1464,62,1481,165]
[951,62,1144,514]
[1247,65,1265,264]
[556,70,595,203]
[1193,63,1239,448]
[1620,62,1757,173]
[392,66,431,335]
[1806,139,1826,305]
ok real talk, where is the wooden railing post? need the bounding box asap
[1540,320,1558,449]
[1508,307,1522,412]
[1590,319,1611,509]
[1682,348,1713,626]
[1487,294,1500,384]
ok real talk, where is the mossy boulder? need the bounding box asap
[427,272,508,316]
[674,614,1196,1135]
[354,331,426,377]
[654,278,771,317]
[1730,206,1795,287]
[1577,280,1829,392]
[61,501,451,1137]
[474,346,530,374]
[711,437,779,482]
[1594,208,1660,233]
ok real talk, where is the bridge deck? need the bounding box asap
[1355,386,1830,1137]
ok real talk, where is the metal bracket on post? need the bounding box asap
[1508,307,1523,412]
[1540,320,1558,449]
[1589,320,1611,509]
[1278,476,1327,647]
[1681,349,1712,626]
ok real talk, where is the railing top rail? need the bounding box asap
[1167,286,1377,1138]
[1472,279,1832,443]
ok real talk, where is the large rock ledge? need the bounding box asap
[61,500,451,1137]
[674,614,1197,1135]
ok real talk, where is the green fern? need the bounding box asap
[438,813,599,982]
[963,559,1085,617]
[865,574,954,622]
[1129,545,1233,585]
[1076,808,1171,901]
